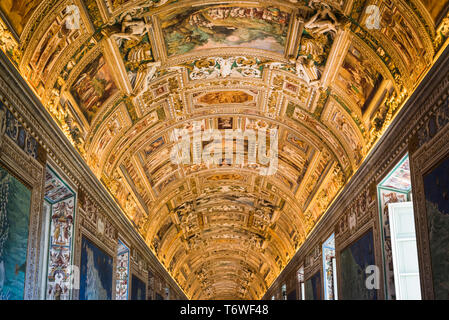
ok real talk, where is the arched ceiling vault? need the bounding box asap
[1,0,449,299]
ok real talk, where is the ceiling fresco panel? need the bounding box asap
[159,5,292,57]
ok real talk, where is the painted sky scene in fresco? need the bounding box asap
[0,166,31,300]
[160,6,290,56]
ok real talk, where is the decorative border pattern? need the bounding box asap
[410,124,449,299]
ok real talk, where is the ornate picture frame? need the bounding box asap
[411,124,449,300]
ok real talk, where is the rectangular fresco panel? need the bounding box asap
[336,44,383,112]
[131,275,147,300]
[305,271,321,300]
[0,165,31,300]
[79,236,113,300]
[0,0,41,36]
[340,230,377,300]
[160,5,290,56]
[421,0,449,22]
[423,155,449,300]
[70,55,118,124]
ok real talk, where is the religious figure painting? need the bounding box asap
[70,55,118,124]
[79,236,113,300]
[336,45,383,112]
[0,0,41,36]
[143,137,165,159]
[160,5,290,56]
[340,230,377,300]
[149,160,177,186]
[131,275,147,300]
[217,117,233,130]
[0,165,31,300]
[423,155,449,300]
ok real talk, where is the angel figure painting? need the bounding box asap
[161,5,290,56]
[70,56,118,124]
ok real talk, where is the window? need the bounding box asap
[378,154,421,300]
[297,266,305,300]
[281,284,287,300]
[388,202,421,299]
[323,234,337,300]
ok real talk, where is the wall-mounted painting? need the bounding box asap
[0,165,31,300]
[79,236,113,300]
[287,290,296,300]
[70,55,118,124]
[160,5,290,56]
[155,292,164,300]
[0,0,41,36]
[340,230,377,300]
[423,155,449,300]
[131,275,147,300]
[305,271,321,300]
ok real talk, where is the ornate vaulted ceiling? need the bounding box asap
[1,0,449,300]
